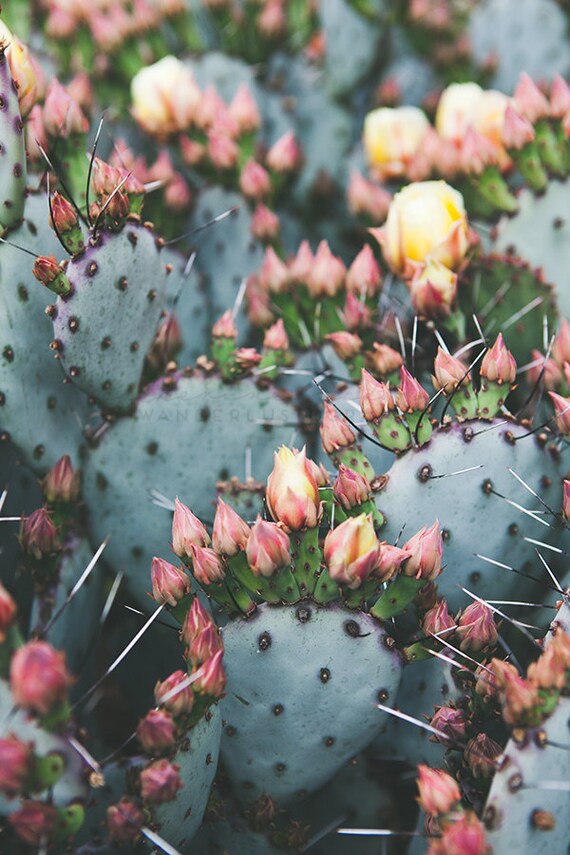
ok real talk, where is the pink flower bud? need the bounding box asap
[325,331,363,361]
[266,130,302,173]
[42,455,80,505]
[436,811,489,854]
[343,291,373,331]
[140,759,182,804]
[251,203,280,241]
[456,602,498,652]
[359,369,394,422]
[527,634,570,689]
[346,245,382,297]
[422,600,455,637]
[266,446,321,530]
[32,256,64,287]
[526,350,563,391]
[229,84,261,133]
[432,347,470,393]
[333,465,371,510]
[151,557,190,606]
[347,171,391,221]
[137,709,176,753]
[549,390,570,434]
[550,74,570,119]
[248,281,275,326]
[502,104,535,149]
[192,649,226,698]
[366,342,403,376]
[396,366,430,413]
[0,582,16,643]
[180,135,207,166]
[563,480,570,521]
[49,192,79,236]
[66,71,93,114]
[480,333,516,384]
[190,545,226,585]
[258,0,287,38]
[154,670,195,716]
[165,173,192,212]
[320,402,356,453]
[10,641,71,714]
[465,733,503,778]
[212,310,237,339]
[20,508,57,560]
[107,799,144,844]
[208,131,239,170]
[402,521,443,581]
[289,240,314,283]
[212,498,250,556]
[0,735,32,796]
[376,542,412,582]
[181,597,212,645]
[43,79,88,137]
[460,126,499,175]
[263,319,289,351]
[416,765,461,815]
[235,347,262,371]
[172,498,210,558]
[305,240,346,297]
[259,246,289,293]
[514,72,550,123]
[240,159,271,199]
[245,516,291,577]
[324,514,381,589]
[195,84,225,130]
[187,623,223,667]
[306,458,330,487]
[10,801,58,847]
[430,706,467,744]
[409,259,458,319]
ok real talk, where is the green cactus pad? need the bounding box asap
[0,49,26,234]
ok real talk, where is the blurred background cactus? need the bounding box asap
[1,1,570,852]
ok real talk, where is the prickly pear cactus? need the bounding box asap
[0,45,26,234]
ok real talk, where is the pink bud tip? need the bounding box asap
[150,557,190,607]
[502,104,535,149]
[42,455,80,504]
[10,641,71,715]
[333,465,371,510]
[266,130,302,173]
[191,649,226,698]
[245,515,291,577]
[154,670,195,716]
[320,402,356,454]
[402,521,443,581]
[136,708,177,753]
[263,319,289,351]
[416,765,461,815]
[212,498,250,557]
[456,601,498,652]
[140,759,183,804]
[480,333,516,384]
[325,331,363,361]
[107,799,144,844]
[359,369,394,422]
[172,497,210,558]
[396,366,430,413]
[346,244,383,297]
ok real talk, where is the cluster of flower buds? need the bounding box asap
[24,76,89,166]
[109,140,192,215]
[416,765,490,854]
[89,157,146,227]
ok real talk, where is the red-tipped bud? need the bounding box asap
[207,131,239,170]
[347,171,392,221]
[320,402,356,453]
[0,582,17,643]
[140,759,182,804]
[229,84,261,133]
[306,240,346,298]
[192,649,226,698]
[563,480,570,521]
[0,735,32,796]
[180,136,207,166]
[289,240,314,283]
[181,597,212,645]
[514,72,550,123]
[240,159,271,199]
[409,259,457,319]
[346,245,382,297]
[263,319,289,351]
[460,126,498,175]
[527,633,570,689]
[10,801,58,847]
[50,192,79,234]
[366,342,404,376]
[43,79,88,137]
[456,601,498,652]
[251,204,280,241]
[136,709,176,753]
[549,390,570,434]
[502,104,535,149]
[42,455,80,504]
[325,331,363,361]
[20,508,57,560]
[436,812,489,854]
[154,670,195,716]
[416,765,461,816]
[333,465,371,510]
[306,458,330,488]
[235,347,262,371]
[151,557,190,606]
[359,369,394,422]
[422,600,455,637]
[212,498,250,556]
[10,641,71,714]
[432,347,470,393]
[172,498,210,559]
[343,291,373,331]
[246,516,291,577]
[266,130,302,173]
[190,545,226,585]
[376,542,411,582]
[187,623,223,667]
[259,246,289,293]
[465,733,503,778]
[402,521,443,581]
[212,309,238,339]
[107,799,144,844]
[526,349,563,391]
[396,366,430,413]
[430,706,468,744]
[266,446,321,530]
[32,255,63,286]
[324,514,381,590]
[480,333,516,384]
[550,74,570,119]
